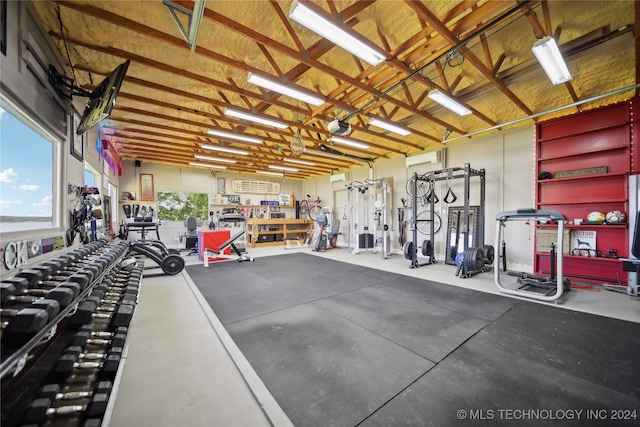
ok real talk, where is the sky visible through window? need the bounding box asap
[0,107,53,225]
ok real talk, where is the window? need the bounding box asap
[84,163,99,188]
[0,97,57,233]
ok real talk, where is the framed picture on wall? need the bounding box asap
[217,177,225,194]
[70,114,84,161]
[140,173,154,201]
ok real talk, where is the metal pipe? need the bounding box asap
[443,83,640,144]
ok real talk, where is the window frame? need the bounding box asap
[0,94,62,240]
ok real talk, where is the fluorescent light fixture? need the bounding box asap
[532,36,572,85]
[289,1,386,66]
[305,148,341,159]
[427,89,472,116]
[269,165,299,172]
[369,118,411,136]
[247,72,325,106]
[194,154,236,164]
[207,128,263,144]
[328,136,369,149]
[284,158,316,166]
[256,170,284,176]
[201,144,249,155]
[224,108,288,129]
[189,162,227,169]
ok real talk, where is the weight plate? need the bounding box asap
[483,245,495,265]
[455,252,465,266]
[161,254,185,275]
[403,241,414,260]
[421,240,433,257]
[464,247,484,273]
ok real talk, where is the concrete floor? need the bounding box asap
[105,245,640,427]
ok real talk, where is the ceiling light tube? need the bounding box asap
[247,72,325,106]
[207,128,263,144]
[532,36,572,85]
[224,108,289,129]
[194,154,236,164]
[269,165,299,172]
[427,89,472,116]
[189,162,227,169]
[328,136,370,149]
[305,148,341,159]
[284,158,316,166]
[256,170,284,176]
[289,1,386,66]
[201,144,249,155]
[369,118,411,136]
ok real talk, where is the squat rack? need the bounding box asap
[408,163,485,268]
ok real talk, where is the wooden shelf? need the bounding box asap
[536,172,626,183]
[534,100,631,285]
[537,224,627,230]
[535,252,624,263]
[247,218,313,247]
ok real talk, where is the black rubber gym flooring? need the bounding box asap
[186,254,640,426]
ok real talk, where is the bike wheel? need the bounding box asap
[406,178,429,207]
[308,204,322,221]
[299,200,309,216]
[416,210,441,234]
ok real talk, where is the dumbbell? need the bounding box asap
[1,280,77,309]
[51,352,121,380]
[22,392,110,424]
[1,296,59,321]
[71,326,128,349]
[63,344,123,361]
[1,307,50,346]
[90,286,137,305]
[69,297,134,329]
[68,296,134,329]
[15,268,92,293]
[38,380,113,402]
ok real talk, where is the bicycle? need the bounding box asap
[403,175,441,235]
[299,195,322,220]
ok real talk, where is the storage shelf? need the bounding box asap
[534,100,630,285]
[536,199,628,206]
[537,224,627,230]
[536,172,626,183]
[247,218,313,247]
[537,145,627,162]
[535,252,624,263]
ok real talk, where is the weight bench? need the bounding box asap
[204,230,253,267]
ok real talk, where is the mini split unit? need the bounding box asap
[329,172,349,183]
[405,151,440,167]
[328,119,351,136]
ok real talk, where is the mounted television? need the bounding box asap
[76,59,130,135]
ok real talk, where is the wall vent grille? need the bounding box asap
[231,180,281,194]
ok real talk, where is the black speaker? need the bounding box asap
[135,160,141,167]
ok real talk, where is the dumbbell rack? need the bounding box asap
[1,238,142,427]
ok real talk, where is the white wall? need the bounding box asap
[117,124,536,268]
[118,161,303,244]
[302,126,536,268]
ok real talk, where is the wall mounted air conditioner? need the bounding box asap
[330,172,349,183]
[405,151,440,167]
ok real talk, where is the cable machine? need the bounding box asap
[346,178,392,259]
